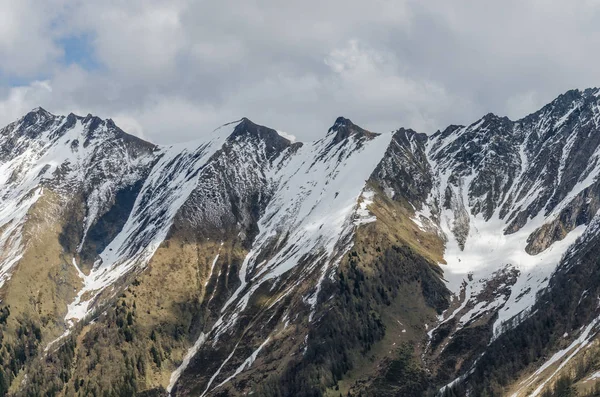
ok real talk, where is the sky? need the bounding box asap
[2,0,600,143]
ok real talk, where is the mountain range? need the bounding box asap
[1,89,600,396]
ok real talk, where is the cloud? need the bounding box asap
[0,0,65,77]
[322,39,475,133]
[506,91,543,120]
[72,1,186,80]
[0,81,53,124]
[1,0,600,143]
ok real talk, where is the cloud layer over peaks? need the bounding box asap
[1,0,600,143]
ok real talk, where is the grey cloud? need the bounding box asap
[1,0,600,144]
[0,0,66,77]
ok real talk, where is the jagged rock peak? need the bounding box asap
[28,106,53,116]
[328,116,379,144]
[539,89,588,114]
[21,106,55,125]
[481,112,511,122]
[10,108,156,154]
[555,87,599,101]
[392,127,428,145]
[228,117,297,155]
[476,113,514,134]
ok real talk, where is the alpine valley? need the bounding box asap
[2,89,600,397]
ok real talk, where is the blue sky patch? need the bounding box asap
[58,33,99,71]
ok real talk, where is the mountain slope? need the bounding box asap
[1,89,600,396]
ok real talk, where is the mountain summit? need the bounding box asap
[1,90,600,396]
[328,116,379,144]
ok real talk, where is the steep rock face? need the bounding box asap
[0,107,156,311]
[430,113,519,222]
[421,89,600,340]
[175,117,298,242]
[0,108,156,284]
[421,88,600,396]
[371,128,433,207]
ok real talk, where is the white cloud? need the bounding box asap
[0,0,64,76]
[72,1,186,79]
[323,39,475,133]
[0,81,53,124]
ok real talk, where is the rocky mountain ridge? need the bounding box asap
[0,89,599,396]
